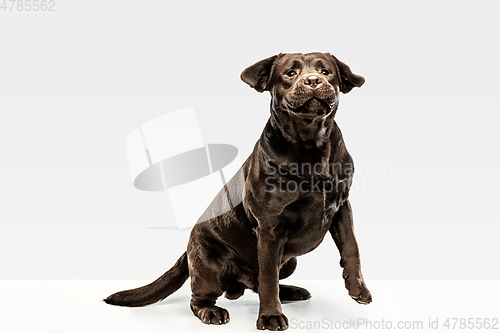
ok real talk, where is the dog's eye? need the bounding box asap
[286,70,297,77]
[321,69,330,75]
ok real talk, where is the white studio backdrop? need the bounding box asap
[0,0,499,283]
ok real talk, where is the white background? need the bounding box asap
[0,1,499,331]
[0,0,499,280]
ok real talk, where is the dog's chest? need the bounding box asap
[309,173,350,212]
[281,176,349,256]
[324,176,347,210]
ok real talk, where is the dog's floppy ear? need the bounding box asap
[241,54,282,93]
[327,53,365,94]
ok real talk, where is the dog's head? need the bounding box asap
[241,52,364,119]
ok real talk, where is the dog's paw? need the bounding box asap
[257,313,289,331]
[350,290,372,305]
[196,306,230,325]
[344,274,372,305]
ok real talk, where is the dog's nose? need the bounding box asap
[303,75,322,89]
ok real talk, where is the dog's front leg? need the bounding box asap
[329,200,372,304]
[256,225,288,331]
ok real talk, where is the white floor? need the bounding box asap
[1,279,498,333]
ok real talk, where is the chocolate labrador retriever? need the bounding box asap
[105,52,372,331]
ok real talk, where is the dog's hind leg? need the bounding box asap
[279,257,297,279]
[224,281,246,300]
[278,258,311,302]
[187,248,230,325]
[279,284,311,302]
[189,273,230,324]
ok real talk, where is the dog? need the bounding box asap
[104,52,372,331]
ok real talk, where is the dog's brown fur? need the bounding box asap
[105,52,372,331]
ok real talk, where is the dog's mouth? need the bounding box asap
[302,97,324,109]
[278,84,337,117]
[286,96,333,117]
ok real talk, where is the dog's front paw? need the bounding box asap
[257,313,289,331]
[343,273,372,305]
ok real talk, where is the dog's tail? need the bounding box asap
[104,252,189,307]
